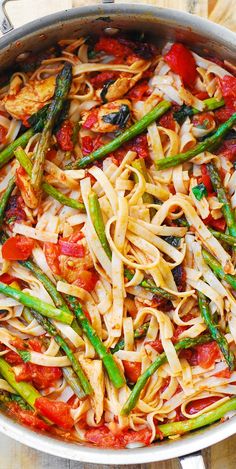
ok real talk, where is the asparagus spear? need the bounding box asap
[173,97,225,125]
[156,112,236,170]
[207,162,236,238]
[15,146,85,212]
[157,397,236,439]
[31,310,92,397]
[202,249,236,291]
[31,63,72,192]
[88,191,174,301]
[67,296,125,389]
[67,100,172,169]
[111,322,150,354]
[198,291,234,370]
[121,334,212,415]
[209,229,236,247]
[0,176,15,226]
[131,159,155,217]
[0,105,50,170]
[0,281,73,324]
[0,357,41,409]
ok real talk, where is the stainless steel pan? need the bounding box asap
[0,2,235,467]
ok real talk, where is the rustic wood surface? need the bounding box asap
[0,0,236,468]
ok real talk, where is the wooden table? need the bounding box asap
[1,431,236,469]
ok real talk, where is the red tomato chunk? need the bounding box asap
[56,120,74,151]
[7,402,50,431]
[185,396,222,415]
[2,235,34,261]
[123,361,141,383]
[164,43,197,87]
[35,397,74,430]
[85,425,152,448]
[16,363,62,390]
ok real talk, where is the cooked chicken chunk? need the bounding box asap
[98,74,141,102]
[4,76,56,120]
[79,357,104,423]
[81,99,132,133]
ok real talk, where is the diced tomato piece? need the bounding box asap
[147,339,164,353]
[5,195,26,226]
[216,139,236,162]
[46,148,57,161]
[195,341,221,369]
[73,269,98,292]
[16,363,62,390]
[82,109,99,129]
[215,96,236,123]
[215,368,231,378]
[2,235,34,261]
[200,164,213,193]
[58,239,85,258]
[164,43,197,87]
[28,337,43,352]
[5,350,23,366]
[81,135,103,156]
[131,134,149,159]
[85,425,152,448]
[68,229,84,243]
[203,215,226,232]
[159,110,176,130]
[220,75,236,98]
[35,397,74,430]
[90,71,118,89]
[44,243,61,275]
[185,396,222,415]
[95,37,132,58]
[0,125,7,145]
[193,91,209,100]
[192,112,215,130]
[0,273,17,285]
[56,120,74,151]
[128,80,150,100]
[173,405,187,422]
[10,337,25,350]
[123,361,141,383]
[7,402,50,431]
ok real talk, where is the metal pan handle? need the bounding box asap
[179,451,206,469]
[0,0,13,34]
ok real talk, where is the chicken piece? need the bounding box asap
[79,357,104,423]
[59,238,93,283]
[16,167,38,209]
[4,76,56,121]
[81,99,132,133]
[98,73,141,102]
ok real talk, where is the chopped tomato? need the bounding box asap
[0,273,17,285]
[132,134,149,159]
[192,112,215,130]
[2,235,34,261]
[147,339,164,353]
[220,75,236,98]
[28,337,43,353]
[35,397,74,430]
[73,269,98,292]
[95,37,132,58]
[58,239,85,258]
[5,350,23,366]
[90,71,118,89]
[193,91,209,100]
[44,243,61,275]
[215,368,231,378]
[128,80,149,100]
[7,402,50,431]
[159,110,176,130]
[16,363,62,390]
[68,229,84,243]
[56,120,74,151]
[82,108,98,129]
[173,406,187,422]
[159,376,171,394]
[81,135,103,156]
[203,215,226,232]
[0,125,7,145]
[216,139,236,162]
[164,43,197,87]
[5,195,26,226]
[195,341,221,369]
[85,425,152,448]
[10,337,25,350]
[185,396,222,415]
[197,164,213,193]
[215,96,236,123]
[123,361,141,383]
[46,148,57,161]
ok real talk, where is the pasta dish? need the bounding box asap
[0,33,235,448]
